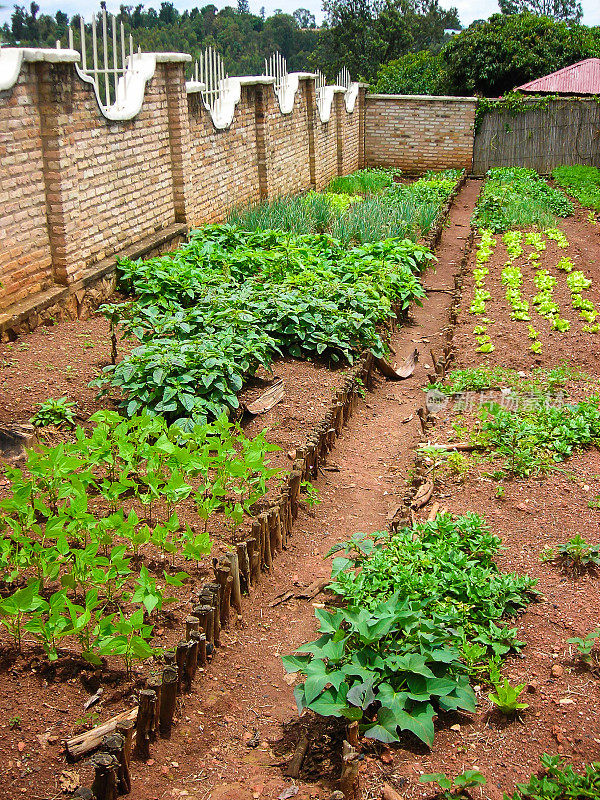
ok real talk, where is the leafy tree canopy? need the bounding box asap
[441,12,600,96]
[498,0,583,24]
[313,0,460,81]
[372,49,447,94]
[2,2,318,74]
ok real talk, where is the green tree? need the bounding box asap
[313,0,459,81]
[373,50,447,94]
[498,0,582,24]
[442,12,600,96]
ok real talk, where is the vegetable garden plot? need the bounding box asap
[455,169,600,371]
[342,172,600,799]
[274,173,600,799]
[0,169,466,798]
[552,165,600,216]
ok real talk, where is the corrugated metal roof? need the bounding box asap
[515,58,600,95]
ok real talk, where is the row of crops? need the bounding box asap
[0,168,463,671]
[282,164,600,780]
[469,167,600,355]
[96,169,463,431]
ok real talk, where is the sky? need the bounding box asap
[1,0,600,31]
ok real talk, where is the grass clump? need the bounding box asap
[552,165,600,212]
[228,169,464,245]
[283,513,535,747]
[227,194,332,235]
[473,167,573,232]
[326,168,398,195]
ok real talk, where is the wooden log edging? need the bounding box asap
[63,180,472,794]
[63,350,376,793]
[423,172,469,251]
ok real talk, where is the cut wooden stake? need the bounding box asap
[283,732,309,778]
[214,565,231,628]
[90,752,119,800]
[236,541,250,594]
[185,615,199,639]
[101,733,130,795]
[247,534,260,585]
[346,721,360,750]
[175,641,189,694]
[133,689,156,761]
[187,631,200,684]
[197,632,207,667]
[159,666,178,739]
[115,718,134,771]
[427,502,441,522]
[339,740,360,799]
[65,708,138,761]
[260,512,272,571]
[222,574,233,626]
[289,470,302,519]
[192,604,213,646]
[228,550,243,613]
[145,675,162,741]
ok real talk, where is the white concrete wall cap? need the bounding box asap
[238,75,276,85]
[154,52,192,63]
[186,80,206,94]
[1,47,80,91]
[366,93,478,102]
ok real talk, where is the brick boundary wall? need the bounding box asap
[364,94,477,174]
[0,56,367,336]
[0,61,480,339]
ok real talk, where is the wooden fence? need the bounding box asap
[472,98,600,176]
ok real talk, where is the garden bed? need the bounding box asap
[0,169,466,799]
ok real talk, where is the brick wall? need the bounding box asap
[0,64,53,308]
[0,56,365,314]
[187,85,262,225]
[365,94,477,173]
[57,62,178,277]
[263,80,312,198]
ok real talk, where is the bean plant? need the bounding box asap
[0,410,278,668]
[94,228,432,427]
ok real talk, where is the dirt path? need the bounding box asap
[114,181,482,800]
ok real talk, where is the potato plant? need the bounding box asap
[96,229,433,428]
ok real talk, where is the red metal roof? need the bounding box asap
[515,58,600,95]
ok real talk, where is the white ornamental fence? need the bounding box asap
[0,5,358,125]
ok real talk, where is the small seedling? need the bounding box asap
[556,535,600,572]
[489,677,529,715]
[539,546,555,563]
[420,769,486,799]
[494,485,505,500]
[300,481,320,509]
[31,397,77,428]
[446,451,469,481]
[9,716,21,730]
[567,629,600,671]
